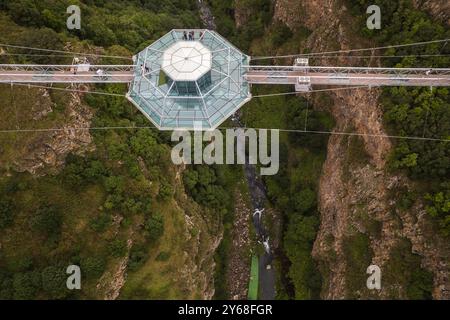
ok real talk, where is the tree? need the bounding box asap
[129,130,162,164]
[384,239,434,299]
[268,20,293,47]
[145,213,164,242]
[89,213,111,232]
[0,272,14,299]
[108,239,128,258]
[284,215,321,299]
[85,21,117,47]
[293,188,316,214]
[158,180,174,201]
[128,245,149,271]
[425,184,450,236]
[14,28,65,64]
[12,271,41,300]
[5,0,42,27]
[183,169,198,192]
[81,257,106,279]
[0,198,14,229]
[41,265,68,299]
[29,204,62,241]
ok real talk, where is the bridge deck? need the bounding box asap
[245,71,450,87]
[0,71,134,83]
[0,64,449,87]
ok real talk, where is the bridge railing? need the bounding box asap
[244,65,450,75]
[0,64,135,73]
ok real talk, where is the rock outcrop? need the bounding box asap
[13,89,94,175]
[413,0,450,25]
[274,0,449,299]
[174,166,224,300]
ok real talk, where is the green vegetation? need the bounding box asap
[0,0,446,301]
[210,1,333,298]
[347,0,450,237]
[0,0,200,54]
[209,0,309,57]
[0,0,220,300]
[343,232,374,299]
[144,213,164,241]
[183,164,241,299]
[383,238,434,299]
[284,215,321,299]
[183,165,236,215]
[238,84,334,299]
[345,0,449,299]
[208,0,272,52]
[425,185,450,236]
[0,198,15,230]
[262,94,333,300]
[247,255,259,300]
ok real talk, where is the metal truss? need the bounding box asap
[245,65,450,75]
[0,64,135,72]
[0,64,135,83]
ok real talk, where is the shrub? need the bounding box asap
[128,245,149,271]
[156,251,170,262]
[29,204,62,240]
[41,265,68,299]
[145,213,164,242]
[108,239,128,258]
[0,198,14,229]
[81,257,107,279]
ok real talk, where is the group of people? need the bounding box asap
[182,30,203,41]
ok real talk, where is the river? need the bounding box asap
[197,0,276,300]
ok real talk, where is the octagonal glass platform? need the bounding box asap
[126,29,252,130]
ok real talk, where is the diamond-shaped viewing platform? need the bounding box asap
[126,29,252,130]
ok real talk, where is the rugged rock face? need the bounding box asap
[274,0,449,299]
[175,169,224,300]
[178,209,222,300]
[413,0,450,25]
[198,0,217,30]
[4,85,220,299]
[98,165,222,300]
[97,237,133,300]
[13,89,94,175]
[234,0,256,28]
[274,0,371,63]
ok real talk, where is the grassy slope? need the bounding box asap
[0,2,225,300]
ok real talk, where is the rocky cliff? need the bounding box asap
[274,0,449,299]
[174,166,224,300]
[0,85,221,300]
[14,89,95,175]
[413,0,450,25]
